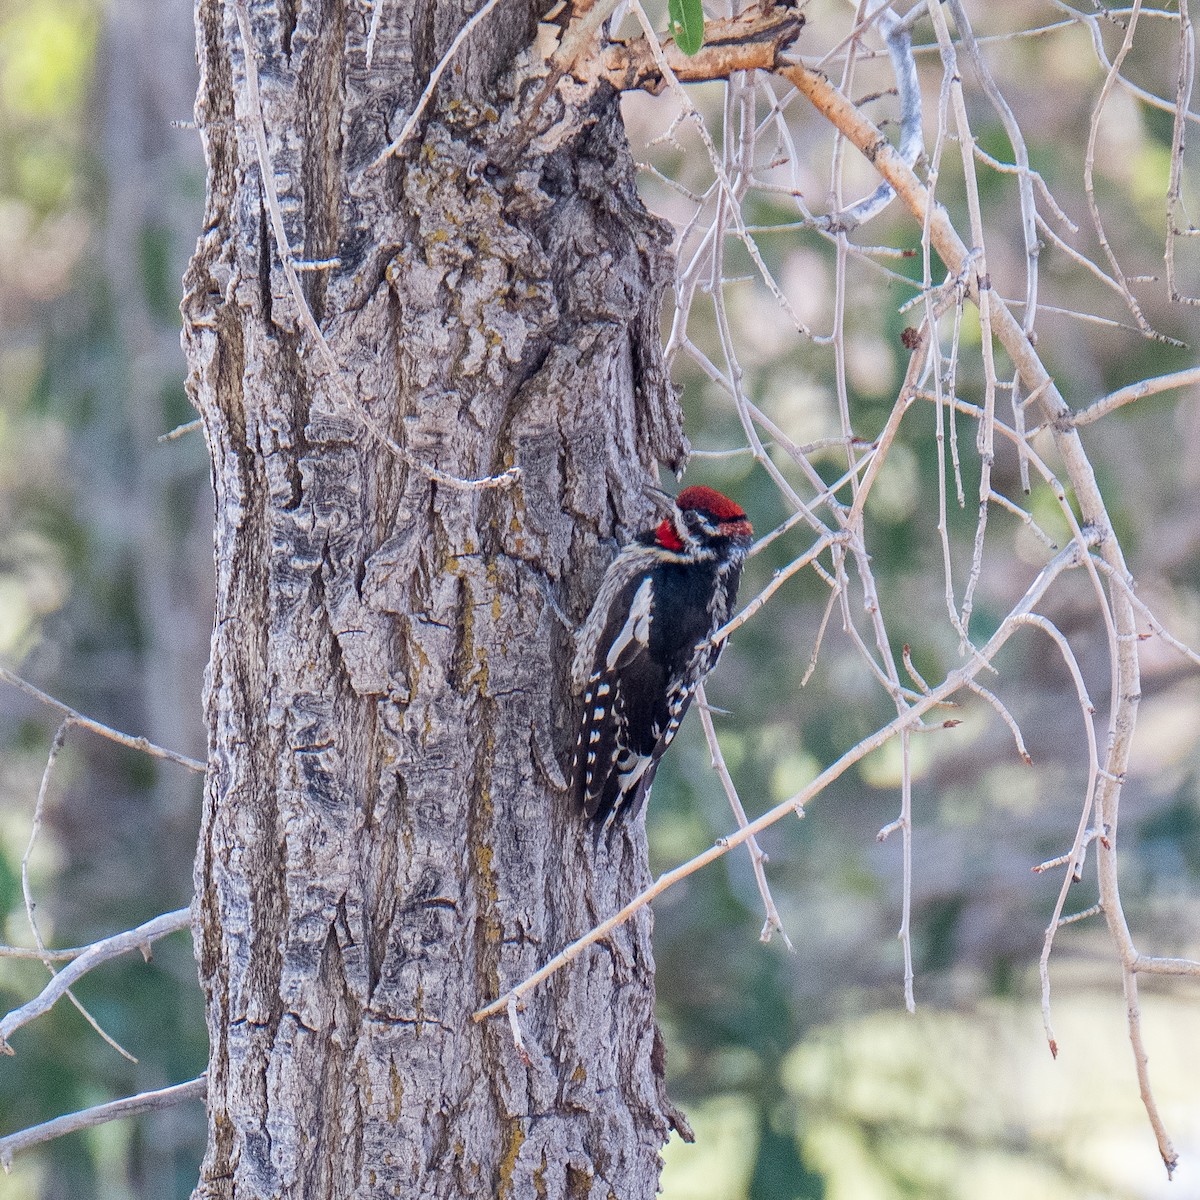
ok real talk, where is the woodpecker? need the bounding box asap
[571,485,753,830]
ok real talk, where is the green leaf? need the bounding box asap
[668,0,705,55]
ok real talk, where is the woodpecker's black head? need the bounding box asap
[654,485,753,554]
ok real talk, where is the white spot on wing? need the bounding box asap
[617,753,654,792]
[605,577,653,671]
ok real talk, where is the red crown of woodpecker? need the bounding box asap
[656,486,751,551]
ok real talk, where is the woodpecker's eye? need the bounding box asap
[683,510,702,528]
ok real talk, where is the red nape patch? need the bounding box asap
[655,518,685,552]
[675,485,746,521]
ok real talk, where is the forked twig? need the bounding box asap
[20,721,138,1063]
[696,684,793,950]
[0,666,205,773]
[0,909,192,1052]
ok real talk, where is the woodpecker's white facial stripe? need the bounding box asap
[604,576,653,672]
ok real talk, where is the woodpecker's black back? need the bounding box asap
[571,487,752,830]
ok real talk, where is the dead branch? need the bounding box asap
[0,909,192,1054]
[21,720,137,1063]
[0,665,205,773]
[696,682,793,949]
[0,1075,206,1171]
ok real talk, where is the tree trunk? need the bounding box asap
[181,1,688,1196]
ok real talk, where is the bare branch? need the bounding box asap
[0,665,205,773]
[696,683,793,950]
[0,1075,206,1171]
[966,681,1032,765]
[157,417,203,443]
[20,721,137,1063]
[1081,1,1165,338]
[1020,611,1100,1064]
[813,2,925,234]
[1166,0,1198,303]
[1070,366,1200,427]
[0,909,192,1053]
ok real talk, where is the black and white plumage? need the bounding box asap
[571,486,753,830]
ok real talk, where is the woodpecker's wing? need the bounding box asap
[574,572,676,824]
[574,559,728,825]
[571,489,751,830]
[570,544,660,693]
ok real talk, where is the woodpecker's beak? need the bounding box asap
[642,484,676,514]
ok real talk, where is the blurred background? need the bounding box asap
[2,1,1200,1197]
[0,0,209,1193]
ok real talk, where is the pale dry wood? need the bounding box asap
[0,1076,206,1171]
[0,666,205,773]
[1070,365,1200,427]
[20,720,138,1064]
[1165,0,1197,304]
[0,909,192,1052]
[696,684,792,949]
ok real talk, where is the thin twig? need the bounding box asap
[19,721,137,1063]
[966,681,1032,765]
[1166,0,1198,303]
[0,909,192,1052]
[1020,611,1100,1065]
[1081,0,1162,339]
[697,683,793,950]
[945,0,1039,489]
[365,0,509,168]
[1071,366,1200,427]
[813,0,925,234]
[0,665,205,773]
[0,1075,206,1171]
[157,418,203,443]
[627,0,816,340]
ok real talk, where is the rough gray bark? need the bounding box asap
[181,0,689,1196]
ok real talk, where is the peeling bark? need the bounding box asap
[182,1,688,1196]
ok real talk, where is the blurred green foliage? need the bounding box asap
[0,0,208,1192]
